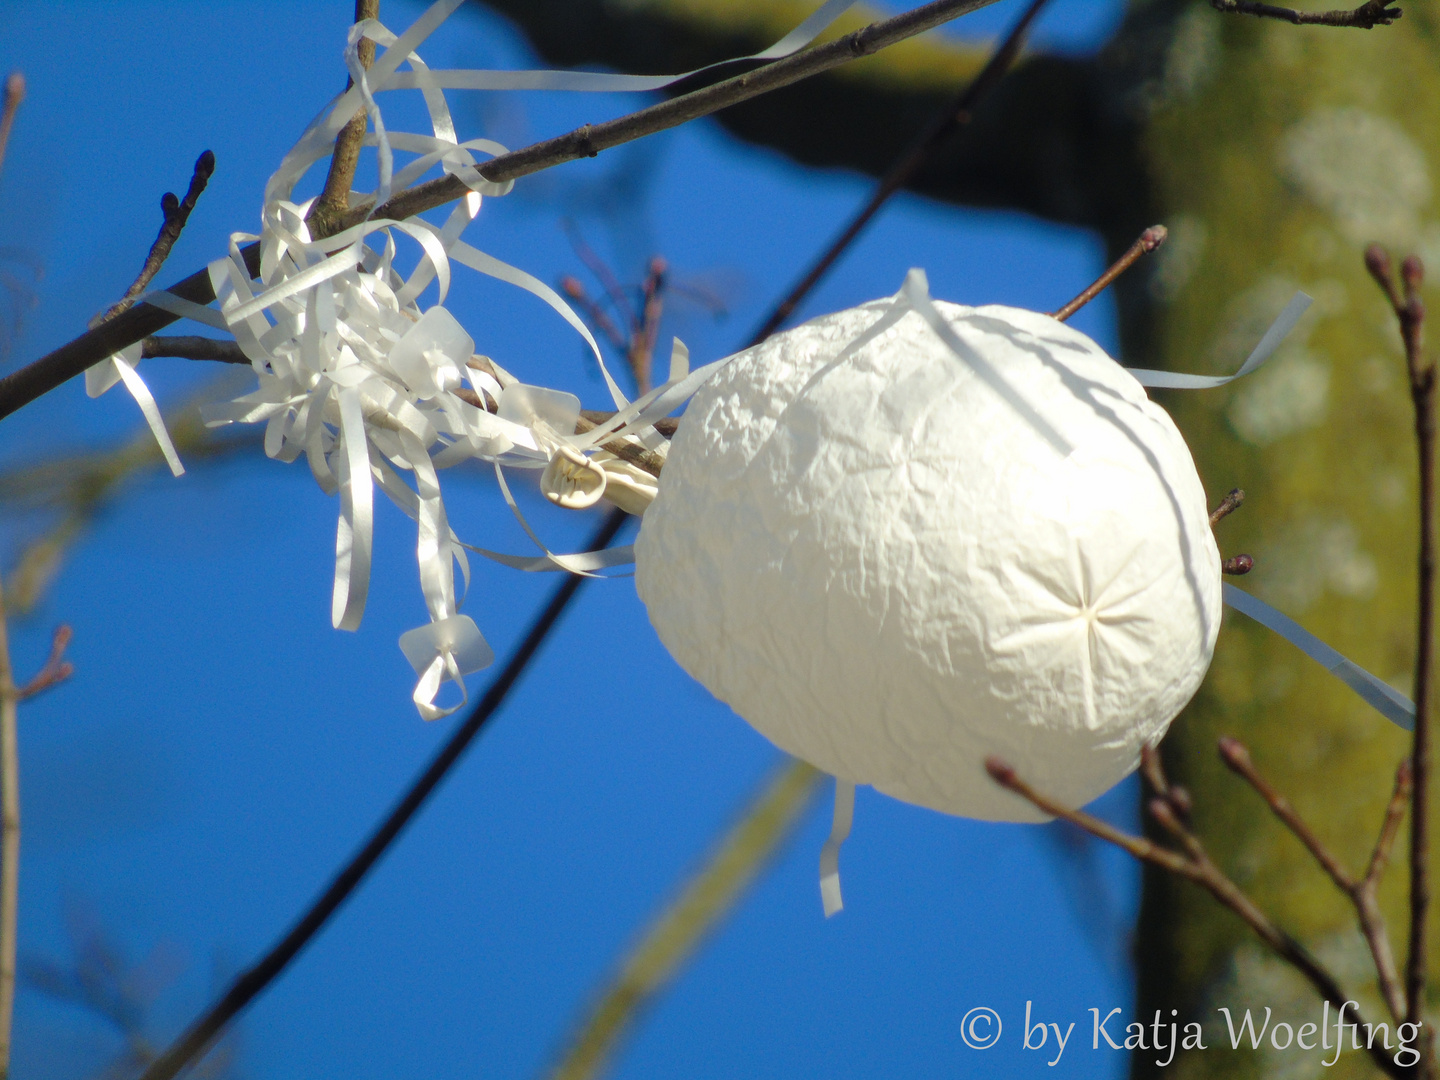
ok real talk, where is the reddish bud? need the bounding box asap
[1366,244,1394,286]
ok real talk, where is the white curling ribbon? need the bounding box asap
[85,343,185,478]
[818,779,856,918]
[140,0,865,717]
[332,384,374,631]
[398,614,495,721]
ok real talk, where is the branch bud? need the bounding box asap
[1217,736,1252,773]
[1366,243,1394,288]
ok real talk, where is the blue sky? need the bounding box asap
[0,2,1141,1077]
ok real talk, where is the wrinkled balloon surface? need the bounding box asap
[636,299,1221,821]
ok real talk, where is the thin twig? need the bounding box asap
[572,414,664,478]
[1050,225,1167,322]
[1218,738,1410,1023]
[1367,760,1413,887]
[747,0,1048,346]
[563,222,636,337]
[545,760,822,1080]
[307,1,380,238]
[0,74,24,180]
[1209,487,1245,527]
[558,278,628,353]
[1217,738,1355,890]
[629,257,667,396]
[99,151,216,324]
[139,336,249,364]
[1208,0,1401,27]
[1368,245,1435,1053]
[0,579,17,1080]
[137,508,631,1080]
[0,0,1004,423]
[986,755,1407,1079]
[15,624,73,702]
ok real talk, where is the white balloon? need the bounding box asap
[635,294,1221,822]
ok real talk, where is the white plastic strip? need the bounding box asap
[1223,584,1415,731]
[464,542,636,573]
[818,777,856,918]
[138,289,232,332]
[113,353,185,477]
[903,269,1073,455]
[368,0,854,95]
[1129,293,1313,389]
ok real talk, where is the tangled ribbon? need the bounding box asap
[85,0,854,718]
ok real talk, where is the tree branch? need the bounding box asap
[1050,224,1166,322]
[14,624,73,703]
[986,751,1407,1079]
[98,151,215,324]
[544,760,821,1080]
[1209,487,1245,527]
[137,508,631,1080]
[0,581,17,1080]
[0,0,1002,424]
[307,1,379,238]
[0,73,24,180]
[1218,737,1409,1022]
[1208,0,1401,28]
[139,336,248,364]
[747,0,1048,345]
[1367,245,1435,1055]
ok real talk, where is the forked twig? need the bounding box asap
[15,624,73,702]
[986,750,1407,1079]
[1208,0,1401,27]
[1050,225,1166,322]
[308,1,380,237]
[1367,245,1435,1056]
[99,151,216,324]
[0,0,1006,423]
[1219,738,1410,1022]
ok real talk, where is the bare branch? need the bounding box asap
[1209,487,1245,527]
[139,336,248,364]
[558,277,628,354]
[136,509,631,1080]
[1366,759,1413,888]
[545,761,821,1080]
[0,580,17,1079]
[1218,737,1354,890]
[1208,0,1401,28]
[14,624,73,702]
[1050,225,1167,322]
[98,151,216,325]
[0,73,24,180]
[747,0,1049,345]
[1369,244,1436,1044]
[0,0,1005,423]
[986,754,1408,1079]
[308,1,380,238]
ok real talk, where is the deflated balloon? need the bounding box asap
[636,297,1221,822]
